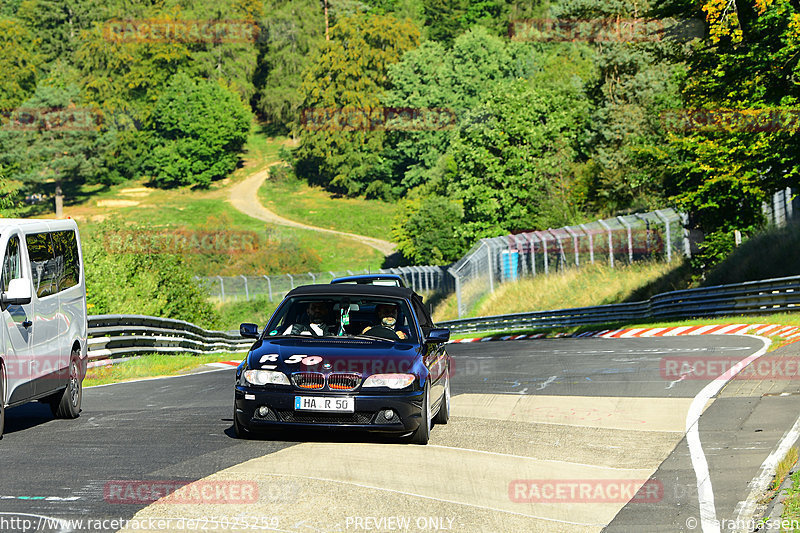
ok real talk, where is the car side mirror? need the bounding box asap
[1,278,32,305]
[425,328,450,343]
[239,322,260,338]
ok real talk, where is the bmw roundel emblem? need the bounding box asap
[322,362,332,369]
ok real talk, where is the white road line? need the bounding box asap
[426,444,650,470]
[733,411,800,532]
[686,335,771,533]
[256,472,607,527]
[537,375,558,390]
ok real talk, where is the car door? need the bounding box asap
[412,297,446,401]
[25,232,62,396]
[1,232,35,405]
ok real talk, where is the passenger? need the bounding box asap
[284,301,334,336]
[362,303,407,340]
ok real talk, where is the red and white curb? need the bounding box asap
[206,360,241,368]
[449,323,800,344]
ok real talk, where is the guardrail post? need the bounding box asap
[262,275,273,302]
[565,226,579,267]
[309,272,316,283]
[598,220,614,268]
[216,275,225,302]
[240,275,250,301]
[654,210,672,262]
[287,273,294,290]
[580,224,594,264]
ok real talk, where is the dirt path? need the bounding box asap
[227,163,396,256]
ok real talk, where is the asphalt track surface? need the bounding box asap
[1,335,797,533]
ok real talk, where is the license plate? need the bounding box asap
[294,396,354,412]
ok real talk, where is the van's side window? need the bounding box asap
[53,230,80,290]
[26,233,58,298]
[2,235,22,292]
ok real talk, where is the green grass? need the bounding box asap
[258,170,397,240]
[433,260,684,322]
[63,129,385,275]
[216,295,280,331]
[77,195,384,275]
[84,353,243,387]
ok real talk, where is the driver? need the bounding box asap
[362,303,407,339]
[283,301,334,336]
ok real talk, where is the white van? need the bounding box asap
[0,219,87,438]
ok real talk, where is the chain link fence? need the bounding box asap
[449,208,688,318]
[196,208,688,318]
[196,265,453,304]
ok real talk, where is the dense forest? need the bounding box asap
[1,0,798,271]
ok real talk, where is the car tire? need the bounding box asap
[410,382,431,445]
[50,354,82,419]
[233,406,252,439]
[0,367,5,439]
[433,372,450,425]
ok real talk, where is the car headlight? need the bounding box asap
[362,373,415,389]
[243,370,290,386]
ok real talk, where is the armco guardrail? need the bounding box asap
[87,275,800,356]
[438,275,800,334]
[87,315,252,360]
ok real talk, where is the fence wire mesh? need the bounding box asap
[449,208,687,318]
[196,266,453,304]
[195,208,687,319]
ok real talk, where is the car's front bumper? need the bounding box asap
[234,385,424,434]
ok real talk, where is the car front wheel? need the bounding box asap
[433,372,450,425]
[410,382,431,445]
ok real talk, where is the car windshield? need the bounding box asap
[264,296,417,342]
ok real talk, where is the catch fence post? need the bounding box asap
[598,220,614,268]
[262,275,273,302]
[580,224,594,264]
[240,275,249,301]
[655,210,672,262]
[216,275,225,302]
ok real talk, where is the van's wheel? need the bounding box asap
[433,372,450,425]
[0,368,5,439]
[410,382,431,445]
[50,354,82,419]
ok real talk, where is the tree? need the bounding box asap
[292,13,420,196]
[142,73,251,188]
[392,193,466,264]
[659,0,800,270]
[0,84,107,217]
[443,79,591,242]
[253,0,326,129]
[0,17,41,110]
[382,27,537,192]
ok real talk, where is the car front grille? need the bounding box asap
[327,372,361,391]
[293,372,324,390]
[276,410,373,425]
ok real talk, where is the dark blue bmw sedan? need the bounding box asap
[234,284,451,444]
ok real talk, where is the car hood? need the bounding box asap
[246,337,424,376]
